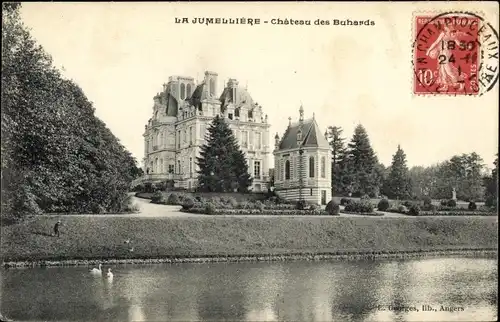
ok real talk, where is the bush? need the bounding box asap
[151,191,165,204]
[408,204,420,216]
[397,205,408,214]
[325,200,340,215]
[468,201,477,210]
[166,193,181,205]
[255,200,265,212]
[205,202,216,215]
[447,199,457,207]
[340,197,352,206]
[377,199,390,211]
[402,200,413,208]
[345,201,374,213]
[360,194,370,201]
[421,203,437,212]
[422,196,432,206]
[296,200,307,210]
[181,196,195,210]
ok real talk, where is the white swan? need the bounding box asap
[106,268,114,278]
[89,263,102,275]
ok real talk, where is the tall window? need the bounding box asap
[210,78,215,96]
[235,108,240,117]
[177,160,181,174]
[189,126,193,144]
[180,83,186,100]
[160,132,164,147]
[168,164,174,174]
[242,131,248,147]
[184,129,187,143]
[256,132,262,149]
[321,156,326,178]
[254,161,261,179]
[248,110,253,119]
[187,84,192,98]
[159,159,163,173]
[309,156,315,178]
[189,157,193,175]
[249,131,254,148]
[200,124,206,139]
[177,131,181,149]
[285,160,290,180]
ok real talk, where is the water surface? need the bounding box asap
[1,257,497,321]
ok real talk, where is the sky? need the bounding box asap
[19,2,499,169]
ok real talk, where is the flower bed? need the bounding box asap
[181,208,337,216]
[411,211,498,216]
[340,211,384,216]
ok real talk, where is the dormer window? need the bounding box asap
[248,110,253,119]
[297,129,302,141]
[235,108,240,118]
[228,113,233,120]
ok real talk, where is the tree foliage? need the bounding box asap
[326,126,348,195]
[383,145,412,200]
[1,3,141,222]
[343,125,380,197]
[196,115,252,192]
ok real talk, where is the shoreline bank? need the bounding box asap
[3,248,497,268]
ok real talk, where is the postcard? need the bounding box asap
[1,1,498,322]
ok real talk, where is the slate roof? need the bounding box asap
[164,93,178,117]
[278,118,329,150]
[219,85,254,113]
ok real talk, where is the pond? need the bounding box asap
[1,257,497,321]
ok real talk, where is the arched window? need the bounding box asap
[248,109,253,119]
[186,84,192,98]
[159,159,163,173]
[159,132,164,147]
[285,160,291,180]
[321,156,326,178]
[309,156,315,178]
[180,83,186,100]
[209,78,216,96]
[235,107,240,117]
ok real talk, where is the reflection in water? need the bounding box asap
[1,257,497,321]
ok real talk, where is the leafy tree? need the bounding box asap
[196,115,252,192]
[383,145,412,199]
[344,125,380,197]
[2,3,140,222]
[484,155,498,209]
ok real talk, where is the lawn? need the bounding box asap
[1,215,497,263]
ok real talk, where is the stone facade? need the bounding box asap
[141,71,271,192]
[273,106,332,205]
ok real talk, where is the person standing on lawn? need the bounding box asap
[53,220,62,237]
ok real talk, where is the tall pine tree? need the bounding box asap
[345,124,379,197]
[196,115,252,192]
[383,145,412,199]
[326,126,348,196]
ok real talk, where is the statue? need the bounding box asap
[452,187,457,200]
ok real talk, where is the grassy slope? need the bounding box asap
[1,216,497,262]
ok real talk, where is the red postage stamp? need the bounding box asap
[413,13,481,95]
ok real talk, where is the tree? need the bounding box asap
[326,126,348,195]
[484,154,498,209]
[2,3,140,222]
[344,125,380,197]
[196,115,252,192]
[383,145,412,199]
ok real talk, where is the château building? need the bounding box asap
[139,70,271,191]
[273,106,332,205]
